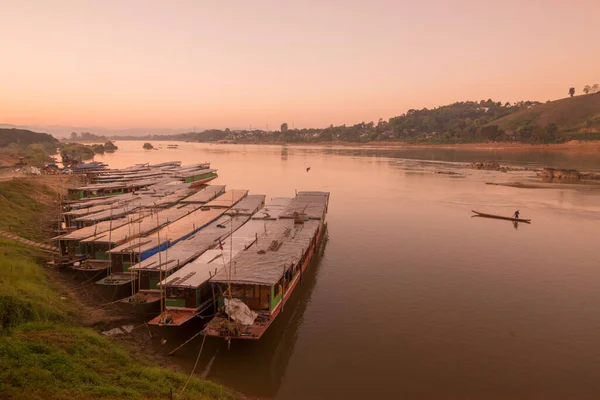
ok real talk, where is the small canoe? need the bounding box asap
[471,210,531,223]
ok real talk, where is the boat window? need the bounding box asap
[275,281,283,298]
[200,284,212,303]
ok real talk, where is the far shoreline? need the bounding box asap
[202,139,600,153]
[78,138,600,153]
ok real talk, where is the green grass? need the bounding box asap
[0,324,233,399]
[0,180,237,400]
[0,239,69,329]
[492,92,600,135]
[0,179,56,241]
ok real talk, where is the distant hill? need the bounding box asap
[238,95,600,144]
[490,93,600,141]
[0,128,58,148]
[0,128,59,166]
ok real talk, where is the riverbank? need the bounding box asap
[0,177,239,400]
[211,140,600,152]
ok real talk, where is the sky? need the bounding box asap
[1,0,599,131]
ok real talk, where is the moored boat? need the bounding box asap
[203,191,329,340]
[149,197,292,327]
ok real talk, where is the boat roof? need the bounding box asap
[174,163,210,172]
[109,207,227,254]
[143,181,192,195]
[180,185,226,204]
[92,170,170,182]
[159,252,227,289]
[162,215,284,288]
[251,197,292,220]
[151,207,226,242]
[81,205,197,244]
[73,197,158,222]
[203,189,248,208]
[72,177,172,192]
[228,217,275,246]
[211,218,322,286]
[52,216,137,241]
[279,191,330,220]
[149,161,182,168]
[63,203,113,217]
[65,193,141,210]
[226,194,265,216]
[144,188,199,208]
[176,168,217,179]
[108,236,163,255]
[127,214,251,271]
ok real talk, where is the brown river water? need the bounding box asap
[95,141,600,399]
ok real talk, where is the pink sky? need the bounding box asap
[1,0,598,130]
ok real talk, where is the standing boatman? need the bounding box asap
[513,210,520,219]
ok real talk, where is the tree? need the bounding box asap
[70,132,79,140]
[569,87,575,97]
[592,84,600,94]
[583,85,591,94]
[280,123,288,132]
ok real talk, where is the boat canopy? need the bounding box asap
[226,194,266,216]
[279,191,329,220]
[210,218,321,286]
[209,192,328,286]
[128,214,250,272]
[251,197,293,220]
[203,189,248,208]
[180,185,226,204]
[81,205,198,244]
[52,217,132,241]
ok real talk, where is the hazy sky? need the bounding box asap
[1,0,598,130]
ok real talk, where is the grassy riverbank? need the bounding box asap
[0,178,236,400]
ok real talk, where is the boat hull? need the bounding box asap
[471,210,531,223]
[71,264,109,281]
[94,273,137,302]
[117,292,161,319]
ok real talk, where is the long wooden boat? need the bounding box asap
[148,197,291,328]
[203,191,330,340]
[50,216,139,268]
[471,210,531,223]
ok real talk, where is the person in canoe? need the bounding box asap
[513,210,520,219]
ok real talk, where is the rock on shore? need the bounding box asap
[538,168,582,181]
[468,161,509,172]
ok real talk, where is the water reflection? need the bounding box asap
[285,146,600,172]
[281,145,288,161]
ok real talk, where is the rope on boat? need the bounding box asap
[169,328,204,356]
[178,332,207,397]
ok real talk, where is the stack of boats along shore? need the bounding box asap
[52,161,329,340]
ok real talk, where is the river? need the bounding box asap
[95,141,600,399]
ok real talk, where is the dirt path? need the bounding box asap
[0,228,59,253]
